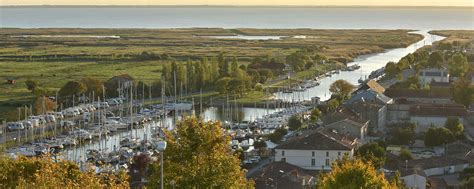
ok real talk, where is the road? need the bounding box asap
[246,156,274,178]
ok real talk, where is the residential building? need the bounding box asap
[384,88,453,104]
[274,129,356,170]
[399,168,427,189]
[346,101,388,132]
[419,67,449,85]
[324,118,368,140]
[248,161,316,189]
[404,157,469,177]
[352,79,386,94]
[409,104,466,133]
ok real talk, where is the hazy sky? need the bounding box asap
[1,0,473,6]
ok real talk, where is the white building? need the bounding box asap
[274,130,356,170]
[409,104,466,133]
[400,169,427,189]
[419,67,449,85]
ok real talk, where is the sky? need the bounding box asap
[1,0,473,6]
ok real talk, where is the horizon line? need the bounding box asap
[1,5,473,8]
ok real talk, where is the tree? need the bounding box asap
[355,142,386,169]
[104,74,134,98]
[452,77,474,107]
[389,123,416,145]
[384,62,400,78]
[147,117,252,188]
[286,50,310,71]
[288,115,303,131]
[0,155,128,188]
[268,128,288,143]
[399,149,413,161]
[317,157,395,189]
[215,77,232,94]
[81,77,105,99]
[253,140,267,153]
[34,96,57,115]
[25,79,38,91]
[258,69,273,83]
[424,127,455,147]
[428,51,444,68]
[129,154,151,188]
[310,108,322,123]
[448,53,469,77]
[445,116,464,137]
[329,79,354,99]
[58,81,87,103]
[389,171,407,189]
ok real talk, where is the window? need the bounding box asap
[282,151,285,156]
[338,152,341,157]
[311,159,315,166]
[281,158,286,162]
[312,151,315,157]
[325,159,330,166]
[326,151,329,157]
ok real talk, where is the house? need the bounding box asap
[324,118,368,140]
[384,88,453,104]
[404,156,469,177]
[346,101,389,132]
[346,89,393,105]
[345,83,392,132]
[409,104,467,133]
[274,129,356,170]
[399,168,427,189]
[248,161,316,189]
[419,67,449,85]
[353,79,386,94]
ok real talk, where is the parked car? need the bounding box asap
[28,119,40,127]
[63,109,77,117]
[60,120,75,128]
[107,99,120,106]
[7,122,24,131]
[45,115,56,123]
[29,116,46,125]
[54,112,64,119]
[21,121,33,130]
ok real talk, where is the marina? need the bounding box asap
[2,31,445,169]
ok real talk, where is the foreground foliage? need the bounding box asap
[147,116,253,188]
[0,155,129,188]
[318,157,398,189]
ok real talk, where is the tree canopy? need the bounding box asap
[425,127,455,147]
[427,51,444,68]
[34,96,57,115]
[445,116,464,137]
[0,155,128,188]
[355,142,386,169]
[451,77,474,107]
[329,79,354,99]
[288,115,303,131]
[317,157,395,189]
[310,108,322,123]
[448,53,469,77]
[147,117,252,188]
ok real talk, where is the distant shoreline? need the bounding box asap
[1,5,472,9]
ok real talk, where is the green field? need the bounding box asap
[0,28,426,120]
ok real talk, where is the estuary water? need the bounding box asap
[0,7,472,30]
